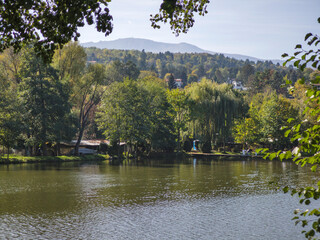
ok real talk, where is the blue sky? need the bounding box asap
[78,0,320,60]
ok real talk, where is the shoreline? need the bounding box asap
[0,154,109,164]
[187,152,263,160]
[0,152,286,165]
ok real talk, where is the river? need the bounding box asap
[0,158,318,239]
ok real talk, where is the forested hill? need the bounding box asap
[81,38,261,62]
[84,47,302,90]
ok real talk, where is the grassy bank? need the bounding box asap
[0,154,109,164]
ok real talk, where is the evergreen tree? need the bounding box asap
[168,73,176,89]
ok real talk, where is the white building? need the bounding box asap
[232,80,247,90]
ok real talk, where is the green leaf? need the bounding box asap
[298,78,305,84]
[287,118,294,123]
[279,153,285,161]
[306,229,315,237]
[300,63,307,71]
[294,60,301,67]
[281,53,289,58]
[269,153,277,160]
[312,61,319,68]
[285,78,292,84]
[284,129,291,137]
[305,33,313,41]
[295,44,302,49]
[285,151,292,159]
[283,186,289,193]
[308,36,318,45]
[312,222,318,230]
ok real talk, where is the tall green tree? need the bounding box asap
[186,79,241,151]
[167,73,176,89]
[0,72,22,159]
[97,79,152,156]
[20,47,71,155]
[167,88,190,152]
[73,63,106,155]
[52,43,106,155]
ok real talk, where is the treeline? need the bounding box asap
[0,42,318,157]
[85,47,305,91]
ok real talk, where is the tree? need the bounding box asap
[97,78,174,157]
[0,0,113,62]
[138,76,176,152]
[52,43,106,155]
[0,77,22,159]
[20,47,71,156]
[73,63,106,155]
[260,18,320,239]
[105,60,140,83]
[0,0,210,61]
[239,64,255,85]
[233,118,259,149]
[167,73,176,89]
[166,88,190,152]
[186,79,241,151]
[151,0,210,35]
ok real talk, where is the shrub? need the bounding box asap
[201,141,212,153]
[183,139,192,152]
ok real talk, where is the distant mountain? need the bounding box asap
[81,38,281,63]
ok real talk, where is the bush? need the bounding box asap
[201,141,212,153]
[99,143,108,154]
[183,139,192,152]
[108,140,120,156]
[218,147,224,152]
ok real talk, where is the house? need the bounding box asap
[312,83,320,90]
[232,80,247,90]
[165,78,184,88]
[59,139,126,155]
[175,79,183,88]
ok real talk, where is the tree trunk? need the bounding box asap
[57,142,61,156]
[74,127,84,156]
[42,141,47,156]
[7,145,9,160]
[177,127,181,152]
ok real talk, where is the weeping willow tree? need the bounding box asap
[186,78,242,151]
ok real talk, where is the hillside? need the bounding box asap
[81,38,267,62]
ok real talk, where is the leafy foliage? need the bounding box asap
[282,18,320,72]
[150,0,210,35]
[0,0,113,62]
[97,77,176,156]
[258,19,320,239]
[0,0,211,62]
[186,79,242,150]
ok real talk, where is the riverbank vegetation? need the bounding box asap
[0,154,108,164]
[0,41,318,160]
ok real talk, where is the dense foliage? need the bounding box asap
[85,47,303,89]
[0,41,317,160]
[0,0,210,61]
[256,18,320,239]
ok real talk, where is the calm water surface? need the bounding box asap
[0,158,319,239]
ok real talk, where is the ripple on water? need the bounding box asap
[0,160,318,239]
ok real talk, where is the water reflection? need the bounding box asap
[0,158,319,239]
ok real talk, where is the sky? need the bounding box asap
[78,0,320,60]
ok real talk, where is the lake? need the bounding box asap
[0,158,318,239]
